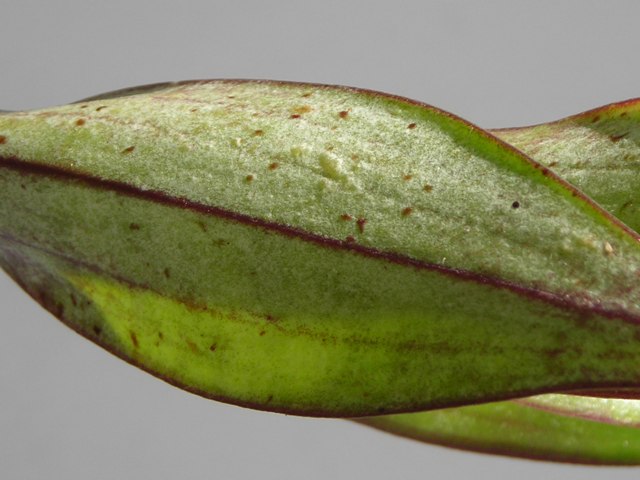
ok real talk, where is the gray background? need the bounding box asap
[2,0,640,478]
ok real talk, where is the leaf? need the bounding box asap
[360,396,640,465]
[517,394,640,426]
[2,81,640,417]
[359,98,640,462]
[494,98,640,232]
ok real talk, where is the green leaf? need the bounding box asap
[2,81,640,417]
[518,394,640,426]
[360,396,640,465]
[360,98,640,462]
[494,98,640,232]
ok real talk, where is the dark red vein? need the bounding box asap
[1,154,640,325]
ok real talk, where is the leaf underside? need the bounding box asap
[2,82,640,461]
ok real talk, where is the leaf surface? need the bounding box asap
[494,98,640,232]
[2,81,640,416]
[360,98,640,462]
[361,398,640,465]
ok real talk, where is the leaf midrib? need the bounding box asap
[2,154,639,327]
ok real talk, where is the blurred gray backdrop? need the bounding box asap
[2,1,640,479]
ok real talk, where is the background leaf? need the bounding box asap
[361,398,640,465]
[360,99,640,463]
[495,99,640,232]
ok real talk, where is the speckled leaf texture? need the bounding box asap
[495,98,640,233]
[2,82,640,460]
[361,98,640,463]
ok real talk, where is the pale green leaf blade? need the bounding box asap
[3,81,640,416]
[517,394,640,426]
[360,398,640,465]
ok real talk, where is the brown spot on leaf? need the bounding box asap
[75,119,86,126]
[122,146,135,154]
[80,105,88,109]
[401,207,413,217]
[268,162,279,170]
[163,267,171,279]
[302,92,313,98]
[339,110,349,119]
[0,135,6,144]
[290,114,301,119]
[591,115,601,123]
[129,223,141,230]
[356,217,367,233]
[423,184,433,192]
[543,348,564,358]
[254,129,264,136]
[259,330,266,336]
[340,213,353,221]
[345,235,356,243]
[190,108,198,113]
[196,220,208,232]
[266,314,278,323]
[209,343,217,352]
[186,339,199,353]
[408,123,417,129]
[403,174,413,181]
[245,174,254,182]
[158,332,164,340]
[621,200,634,211]
[267,395,274,403]
[610,132,628,142]
[130,331,139,348]
[548,161,559,167]
[95,106,108,112]
[511,201,520,209]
